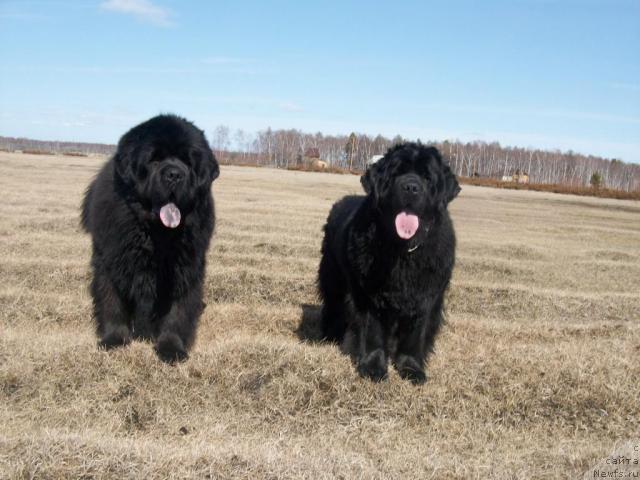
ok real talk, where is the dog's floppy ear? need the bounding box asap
[113,149,136,185]
[360,164,375,195]
[193,147,220,189]
[360,160,385,205]
[113,128,149,186]
[360,162,380,206]
[206,150,220,182]
[439,160,461,207]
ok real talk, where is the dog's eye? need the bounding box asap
[146,147,161,162]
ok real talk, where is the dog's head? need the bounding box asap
[361,142,460,243]
[114,114,219,228]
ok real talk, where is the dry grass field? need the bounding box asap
[0,152,639,479]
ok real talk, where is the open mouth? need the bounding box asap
[395,211,419,240]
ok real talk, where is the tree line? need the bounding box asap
[2,126,639,192]
[211,127,639,192]
[0,136,116,156]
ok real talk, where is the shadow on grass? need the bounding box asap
[296,304,325,343]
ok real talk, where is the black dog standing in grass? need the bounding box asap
[318,143,460,384]
[81,114,219,363]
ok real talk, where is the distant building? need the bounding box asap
[513,170,530,184]
[304,148,320,159]
[310,159,328,170]
[299,147,327,169]
[501,171,529,184]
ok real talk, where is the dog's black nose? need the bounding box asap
[163,167,184,184]
[401,180,421,195]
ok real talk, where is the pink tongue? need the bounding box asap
[159,203,181,228]
[395,212,419,239]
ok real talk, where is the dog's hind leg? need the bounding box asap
[318,252,347,342]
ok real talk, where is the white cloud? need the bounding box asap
[279,101,303,113]
[100,0,173,27]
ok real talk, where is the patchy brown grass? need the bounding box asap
[0,152,639,479]
[459,176,640,200]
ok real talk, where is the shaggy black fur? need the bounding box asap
[318,143,460,384]
[81,114,219,363]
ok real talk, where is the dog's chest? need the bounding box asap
[382,256,430,310]
[127,228,196,290]
[359,253,432,313]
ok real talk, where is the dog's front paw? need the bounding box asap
[98,326,131,350]
[155,333,188,364]
[396,355,427,385]
[357,349,388,382]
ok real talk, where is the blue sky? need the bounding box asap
[0,0,639,162]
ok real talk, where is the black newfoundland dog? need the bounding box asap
[318,143,460,384]
[81,114,219,363]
